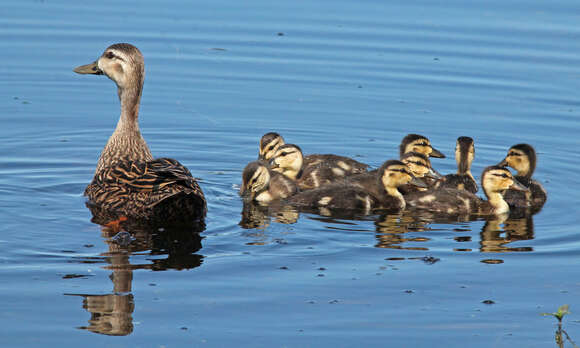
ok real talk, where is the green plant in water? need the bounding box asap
[542,304,571,323]
[542,305,578,348]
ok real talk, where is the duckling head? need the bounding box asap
[240,161,271,201]
[269,144,303,180]
[481,166,528,197]
[401,152,442,180]
[379,160,428,193]
[498,144,536,179]
[456,136,475,174]
[259,132,285,160]
[74,43,145,93]
[399,134,445,158]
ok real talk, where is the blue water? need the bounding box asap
[1,0,580,346]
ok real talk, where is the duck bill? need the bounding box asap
[73,61,103,75]
[426,167,443,180]
[239,187,254,201]
[410,176,428,188]
[497,158,508,167]
[510,178,529,192]
[429,147,445,158]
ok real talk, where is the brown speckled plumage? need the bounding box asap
[75,43,206,223]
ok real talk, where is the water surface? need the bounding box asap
[1,0,580,346]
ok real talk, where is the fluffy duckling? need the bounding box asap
[74,43,206,222]
[435,136,478,193]
[260,134,368,175]
[287,160,426,212]
[240,161,298,203]
[269,144,364,190]
[351,152,440,197]
[399,134,445,158]
[406,165,528,216]
[498,144,547,210]
[258,132,285,161]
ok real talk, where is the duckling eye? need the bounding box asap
[105,51,115,59]
[267,145,275,151]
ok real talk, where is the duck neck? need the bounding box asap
[118,84,142,130]
[385,186,405,209]
[486,190,509,215]
[95,83,152,173]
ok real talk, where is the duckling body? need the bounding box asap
[347,152,439,197]
[436,136,478,193]
[498,144,547,210]
[288,160,426,212]
[406,166,528,216]
[74,43,206,222]
[270,144,365,190]
[240,161,298,203]
[303,154,368,175]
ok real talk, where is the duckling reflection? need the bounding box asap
[67,215,204,335]
[239,200,299,229]
[374,212,431,250]
[480,215,534,253]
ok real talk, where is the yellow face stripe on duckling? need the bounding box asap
[381,164,414,188]
[403,139,433,156]
[241,163,271,199]
[270,144,303,180]
[259,133,285,160]
[483,168,515,193]
[401,155,430,178]
[504,148,529,174]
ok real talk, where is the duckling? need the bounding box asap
[240,161,298,203]
[498,144,547,210]
[350,152,440,197]
[269,144,363,190]
[258,132,285,160]
[406,165,528,216]
[260,135,368,175]
[74,43,206,222]
[435,136,478,193]
[399,133,445,158]
[287,160,426,212]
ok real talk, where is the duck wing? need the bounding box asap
[86,158,206,219]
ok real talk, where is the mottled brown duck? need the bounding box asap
[74,43,206,223]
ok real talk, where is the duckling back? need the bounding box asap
[303,154,368,175]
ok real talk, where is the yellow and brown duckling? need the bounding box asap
[406,165,528,216]
[74,43,206,222]
[435,136,478,193]
[399,133,446,158]
[258,132,285,161]
[260,133,368,175]
[498,143,547,210]
[351,152,441,197]
[287,160,426,212]
[240,161,298,203]
[269,144,366,190]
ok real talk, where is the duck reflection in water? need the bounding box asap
[372,210,534,257]
[239,201,299,229]
[67,212,205,336]
[480,214,534,254]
